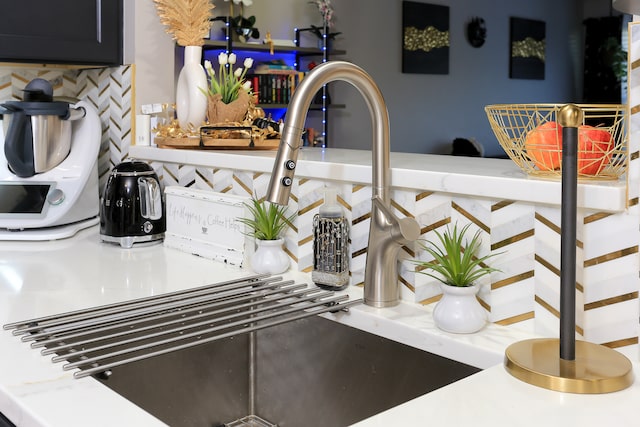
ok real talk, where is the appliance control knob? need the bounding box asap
[47,189,65,205]
[143,221,154,234]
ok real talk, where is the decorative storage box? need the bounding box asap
[164,187,252,267]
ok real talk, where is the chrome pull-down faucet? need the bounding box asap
[266,61,420,307]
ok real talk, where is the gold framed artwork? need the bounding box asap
[402,1,450,74]
[509,17,546,80]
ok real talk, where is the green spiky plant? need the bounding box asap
[415,222,501,287]
[236,196,296,241]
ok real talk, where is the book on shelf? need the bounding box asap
[247,70,307,106]
[254,63,297,73]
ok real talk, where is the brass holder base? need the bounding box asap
[505,338,634,394]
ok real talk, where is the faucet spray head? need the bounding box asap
[266,126,305,205]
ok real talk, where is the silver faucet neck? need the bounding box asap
[266,61,390,205]
[267,61,419,307]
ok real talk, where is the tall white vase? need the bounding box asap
[176,46,208,130]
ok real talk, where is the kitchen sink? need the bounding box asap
[5,275,480,426]
[95,315,480,427]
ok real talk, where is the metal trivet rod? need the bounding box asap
[54,287,336,364]
[71,296,360,379]
[36,282,309,353]
[4,273,273,334]
[4,275,361,379]
[22,278,300,344]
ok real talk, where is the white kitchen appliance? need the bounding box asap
[0,100,101,240]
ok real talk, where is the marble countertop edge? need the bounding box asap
[130,146,627,212]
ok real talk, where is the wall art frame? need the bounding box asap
[509,17,546,80]
[401,1,450,75]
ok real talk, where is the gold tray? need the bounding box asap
[155,125,280,150]
[155,136,280,150]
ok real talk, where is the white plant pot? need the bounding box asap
[251,238,290,275]
[176,45,208,130]
[433,283,487,334]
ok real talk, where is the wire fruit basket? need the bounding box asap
[485,103,627,180]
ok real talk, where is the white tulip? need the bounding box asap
[218,52,228,66]
[244,58,254,69]
[228,53,237,65]
[242,81,252,91]
[204,60,214,75]
[234,68,243,78]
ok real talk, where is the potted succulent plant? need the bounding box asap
[236,196,296,274]
[414,222,501,333]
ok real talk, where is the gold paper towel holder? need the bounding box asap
[503,104,634,394]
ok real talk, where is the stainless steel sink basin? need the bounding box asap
[96,315,480,427]
[4,275,479,426]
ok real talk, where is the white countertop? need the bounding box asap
[1,226,638,426]
[354,363,640,427]
[130,146,628,212]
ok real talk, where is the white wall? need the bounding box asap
[127,0,176,108]
[330,0,585,157]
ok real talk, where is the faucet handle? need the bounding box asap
[371,196,420,245]
[396,217,420,245]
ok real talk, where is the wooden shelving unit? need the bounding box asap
[203,39,345,57]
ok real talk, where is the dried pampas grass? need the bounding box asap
[153,0,215,46]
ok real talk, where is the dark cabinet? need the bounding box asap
[0,0,122,66]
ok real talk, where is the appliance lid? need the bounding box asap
[111,160,157,176]
[1,100,71,117]
[23,77,53,102]
[0,78,72,118]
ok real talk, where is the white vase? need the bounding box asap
[251,238,290,275]
[433,283,487,334]
[176,45,208,130]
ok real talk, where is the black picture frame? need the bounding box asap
[402,1,450,75]
[509,17,546,80]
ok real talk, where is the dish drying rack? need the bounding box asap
[3,274,361,380]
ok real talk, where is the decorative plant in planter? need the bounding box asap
[225,0,260,42]
[310,0,335,27]
[237,196,296,274]
[203,52,254,124]
[308,25,342,45]
[308,0,340,48]
[414,222,501,334]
